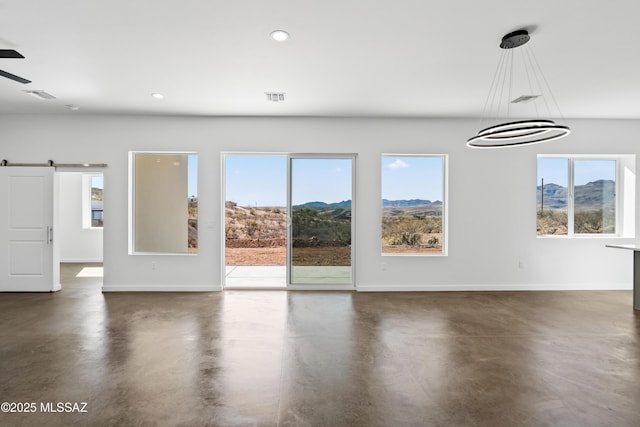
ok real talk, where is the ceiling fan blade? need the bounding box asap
[0,49,24,59]
[0,69,31,84]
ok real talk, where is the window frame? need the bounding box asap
[380,153,448,256]
[537,154,629,238]
[128,151,198,255]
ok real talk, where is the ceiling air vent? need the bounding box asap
[24,90,56,100]
[265,92,285,102]
[511,95,540,104]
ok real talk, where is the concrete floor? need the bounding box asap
[0,264,639,426]
[224,266,352,288]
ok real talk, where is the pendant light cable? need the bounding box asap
[466,29,570,148]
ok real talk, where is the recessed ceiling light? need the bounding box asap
[151,93,164,99]
[270,30,290,42]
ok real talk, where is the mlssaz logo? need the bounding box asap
[40,402,88,413]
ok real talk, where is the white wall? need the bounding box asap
[58,172,103,262]
[0,115,636,291]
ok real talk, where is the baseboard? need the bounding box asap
[100,283,631,292]
[0,284,63,292]
[102,284,222,292]
[61,259,103,263]
[356,283,633,292]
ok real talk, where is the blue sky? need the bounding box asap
[188,154,198,197]
[381,156,443,202]
[224,155,444,206]
[291,158,352,205]
[537,158,615,187]
[225,155,286,206]
[225,155,353,206]
[91,175,104,189]
[575,160,615,185]
[537,158,568,186]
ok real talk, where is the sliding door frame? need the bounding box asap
[287,153,356,290]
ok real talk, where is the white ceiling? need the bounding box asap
[0,0,638,118]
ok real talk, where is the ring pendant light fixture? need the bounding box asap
[467,29,570,148]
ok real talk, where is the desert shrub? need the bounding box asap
[537,208,614,235]
[382,216,442,246]
[387,231,421,246]
[574,209,615,234]
[402,232,421,246]
[245,221,259,237]
[427,236,439,245]
[536,210,568,235]
[291,208,351,242]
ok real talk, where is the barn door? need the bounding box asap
[0,167,58,292]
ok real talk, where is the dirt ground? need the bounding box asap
[225,246,352,266]
[225,247,285,266]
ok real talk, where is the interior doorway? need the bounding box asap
[58,171,104,289]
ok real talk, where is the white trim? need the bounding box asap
[99,283,631,292]
[1,283,63,292]
[356,283,632,292]
[537,154,635,238]
[380,153,448,256]
[102,284,221,292]
[129,151,197,255]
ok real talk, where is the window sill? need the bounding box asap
[536,234,630,239]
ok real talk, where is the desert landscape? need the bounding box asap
[225,201,352,266]
[537,179,616,235]
[224,198,445,264]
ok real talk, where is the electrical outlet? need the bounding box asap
[151,261,157,270]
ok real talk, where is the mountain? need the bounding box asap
[294,199,442,209]
[536,182,568,209]
[574,180,615,208]
[294,200,351,209]
[381,199,443,217]
[382,199,433,207]
[537,180,615,209]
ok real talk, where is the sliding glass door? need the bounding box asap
[223,154,287,289]
[288,155,355,286]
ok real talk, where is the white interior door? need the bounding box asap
[0,167,59,292]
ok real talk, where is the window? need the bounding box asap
[82,173,103,229]
[90,175,104,227]
[381,155,446,255]
[537,156,630,236]
[130,152,198,254]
